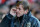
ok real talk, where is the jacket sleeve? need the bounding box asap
[24,18,39,27]
[1,13,15,27]
[33,18,39,27]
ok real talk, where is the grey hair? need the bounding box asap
[18,1,29,10]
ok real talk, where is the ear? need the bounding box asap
[24,9,28,14]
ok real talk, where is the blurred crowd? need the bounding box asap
[0,0,40,23]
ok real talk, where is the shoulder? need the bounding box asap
[30,15,39,26]
[30,15,39,22]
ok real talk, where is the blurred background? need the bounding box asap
[0,0,40,23]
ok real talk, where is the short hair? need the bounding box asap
[16,1,29,10]
[9,5,16,10]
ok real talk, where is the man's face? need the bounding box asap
[16,5,25,17]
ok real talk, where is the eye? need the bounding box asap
[19,8,21,10]
[12,9,16,11]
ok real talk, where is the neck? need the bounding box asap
[17,15,23,21]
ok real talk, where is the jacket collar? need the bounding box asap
[23,11,32,19]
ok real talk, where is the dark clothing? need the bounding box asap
[1,11,39,27]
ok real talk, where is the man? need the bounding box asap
[1,1,39,27]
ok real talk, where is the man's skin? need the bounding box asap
[10,7,16,17]
[10,5,28,17]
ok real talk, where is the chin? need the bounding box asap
[17,15,20,17]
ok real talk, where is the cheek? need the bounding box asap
[19,10,24,14]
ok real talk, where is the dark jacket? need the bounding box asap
[1,11,39,27]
